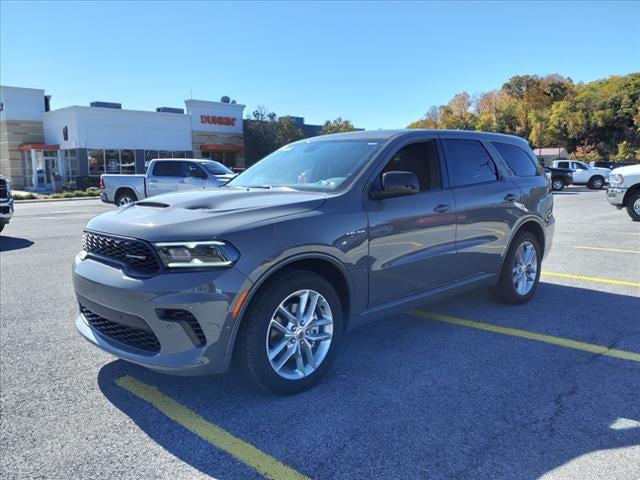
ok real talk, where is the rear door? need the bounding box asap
[440,135,521,279]
[367,136,457,306]
[178,162,209,191]
[147,161,180,196]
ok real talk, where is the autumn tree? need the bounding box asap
[320,117,356,135]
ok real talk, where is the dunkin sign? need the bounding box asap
[200,115,236,127]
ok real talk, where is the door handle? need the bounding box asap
[504,193,517,202]
[433,204,451,213]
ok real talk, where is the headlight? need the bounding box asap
[610,174,624,186]
[154,241,239,268]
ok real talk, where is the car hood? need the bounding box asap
[86,188,326,241]
[610,164,640,176]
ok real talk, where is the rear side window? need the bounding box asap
[492,142,540,177]
[152,161,181,177]
[441,139,498,187]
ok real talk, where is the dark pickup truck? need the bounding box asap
[544,166,573,191]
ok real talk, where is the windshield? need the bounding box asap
[202,161,233,175]
[227,139,382,191]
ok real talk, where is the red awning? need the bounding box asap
[18,144,60,151]
[200,144,244,153]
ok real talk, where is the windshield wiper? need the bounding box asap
[247,184,274,189]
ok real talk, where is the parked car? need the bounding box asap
[100,159,236,206]
[73,130,554,394]
[590,160,634,170]
[543,166,573,191]
[606,164,640,221]
[552,160,610,189]
[0,175,14,234]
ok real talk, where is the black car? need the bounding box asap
[544,166,573,191]
[592,161,634,170]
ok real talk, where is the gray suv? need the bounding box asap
[73,130,554,394]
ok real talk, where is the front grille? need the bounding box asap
[80,305,160,353]
[82,231,160,274]
[156,309,206,346]
[0,206,10,214]
[0,178,7,200]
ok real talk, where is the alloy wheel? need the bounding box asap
[512,241,538,296]
[266,289,333,380]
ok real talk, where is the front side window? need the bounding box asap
[88,149,105,176]
[442,139,498,187]
[202,161,233,175]
[381,140,442,191]
[227,139,382,192]
[492,142,540,177]
[152,161,181,177]
[182,162,206,178]
[556,161,569,169]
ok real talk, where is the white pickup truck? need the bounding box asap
[552,160,611,189]
[607,164,640,221]
[100,159,236,206]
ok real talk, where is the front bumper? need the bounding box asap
[72,253,252,375]
[606,187,627,208]
[0,199,14,224]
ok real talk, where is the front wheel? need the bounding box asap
[626,191,640,221]
[490,232,542,304]
[551,178,565,191]
[588,176,605,190]
[238,270,343,395]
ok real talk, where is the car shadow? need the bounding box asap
[0,235,34,252]
[98,282,640,479]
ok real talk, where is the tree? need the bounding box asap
[320,117,356,135]
[243,107,303,164]
[407,106,443,129]
[440,92,476,130]
[614,141,638,162]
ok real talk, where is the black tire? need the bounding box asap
[551,177,565,191]
[0,223,4,233]
[490,231,542,305]
[238,270,343,395]
[115,189,137,206]
[588,176,605,190]
[626,190,640,222]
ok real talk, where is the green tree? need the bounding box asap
[440,92,476,130]
[614,141,638,162]
[320,117,356,135]
[243,107,303,164]
[407,105,443,129]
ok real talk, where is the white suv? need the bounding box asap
[607,164,640,221]
[552,160,610,189]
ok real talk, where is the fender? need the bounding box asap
[222,251,356,366]
[498,214,548,273]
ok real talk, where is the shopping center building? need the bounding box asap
[0,85,247,190]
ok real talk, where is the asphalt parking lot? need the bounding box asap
[1,188,639,480]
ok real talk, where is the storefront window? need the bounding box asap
[158,150,171,159]
[201,151,211,159]
[105,149,120,174]
[172,151,186,158]
[120,149,135,174]
[22,151,34,187]
[88,149,105,176]
[144,150,159,171]
[64,150,79,181]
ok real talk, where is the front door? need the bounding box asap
[178,162,209,191]
[367,138,458,306]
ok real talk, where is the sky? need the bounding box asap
[1,1,639,130]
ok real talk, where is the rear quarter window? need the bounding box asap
[492,142,540,177]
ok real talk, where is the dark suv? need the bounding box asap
[73,130,554,394]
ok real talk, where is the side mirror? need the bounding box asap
[371,171,420,199]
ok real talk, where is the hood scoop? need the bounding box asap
[135,201,169,208]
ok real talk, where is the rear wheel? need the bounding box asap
[239,270,343,395]
[551,177,565,191]
[588,176,604,190]
[115,189,137,206]
[626,191,640,221]
[490,231,541,305]
[0,223,4,233]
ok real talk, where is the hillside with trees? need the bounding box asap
[408,73,640,161]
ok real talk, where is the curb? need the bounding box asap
[15,196,102,204]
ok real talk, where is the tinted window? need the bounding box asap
[202,161,233,175]
[442,139,498,187]
[492,142,539,177]
[182,163,206,178]
[556,161,570,169]
[152,161,181,177]
[381,140,442,191]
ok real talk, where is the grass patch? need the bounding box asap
[14,189,102,200]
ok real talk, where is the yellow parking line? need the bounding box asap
[573,245,640,255]
[116,376,310,480]
[409,310,640,362]
[542,271,640,288]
